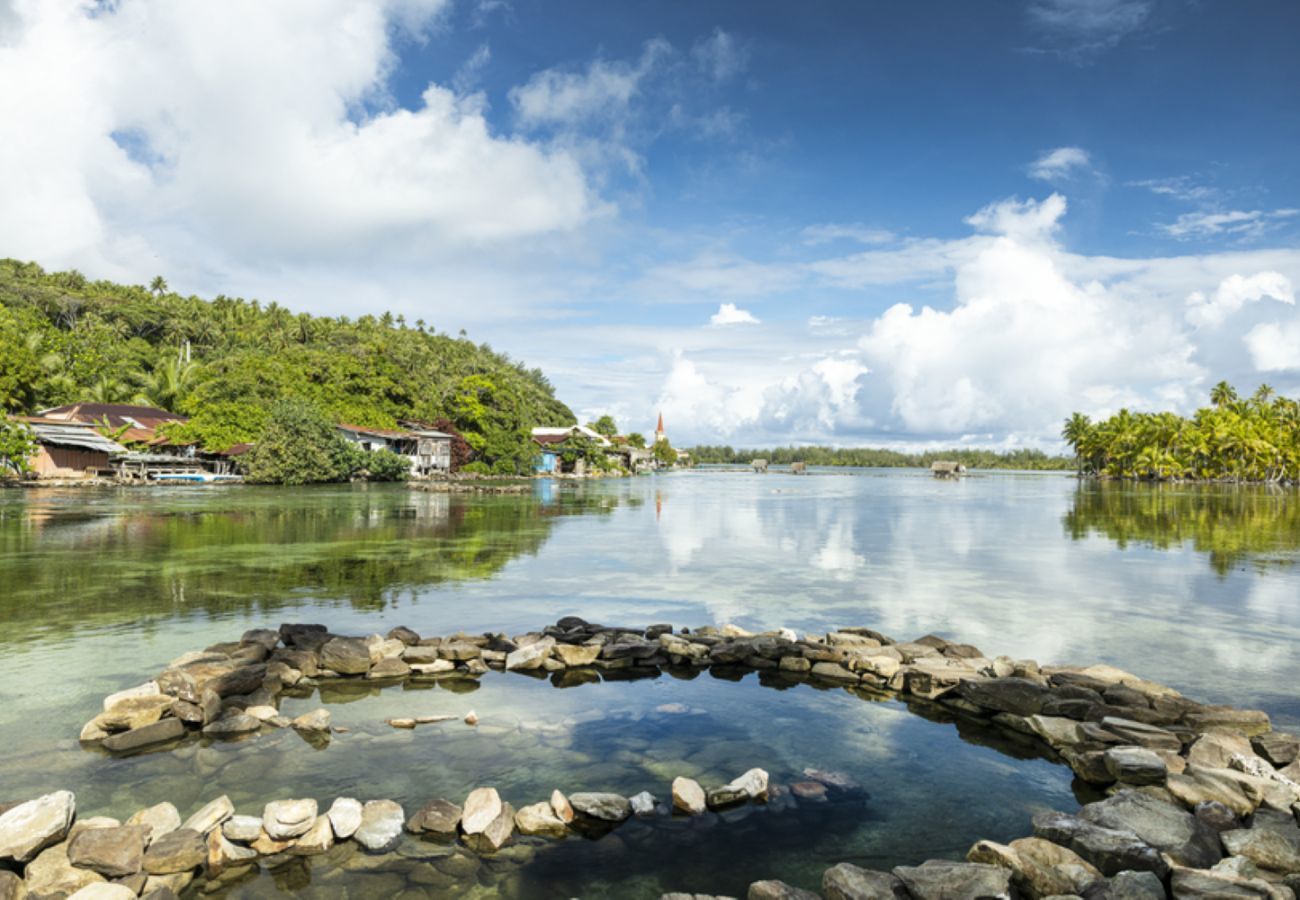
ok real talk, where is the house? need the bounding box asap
[337,423,453,477]
[531,425,609,475]
[752,458,769,473]
[531,425,611,447]
[930,461,966,478]
[38,403,187,447]
[15,417,126,478]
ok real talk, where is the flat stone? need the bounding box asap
[1253,733,1300,769]
[552,643,601,666]
[892,859,1012,899]
[1105,747,1169,785]
[23,843,106,897]
[747,880,821,900]
[726,768,770,801]
[672,777,707,815]
[1032,811,1167,877]
[290,816,334,856]
[791,781,829,802]
[550,790,575,824]
[438,641,482,661]
[180,796,233,835]
[102,718,186,753]
[505,637,556,671]
[0,871,21,900]
[1220,810,1300,873]
[779,656,812,673]
[1106,870,1167,899]
[1079,790,1221,868]
[407,799,461,836]
[205,828,256,871]
[1168,768,1256,817]
[0,790,76,863]
[514,802,566,839]
[959,677,1048,716]
[320,637,372,675]
[1027,715,1086,749]
[706,786,748,810]
[201,714,261,737]
[1170,868,1279,897]
[1189,732,1255,769]
[1098,717,1182,752]
[463,802,515,853]
[220,815,262,843]
[569,792,631,822]
[291,708,331,732]
[810,661,860,683]
[1184,706,1271,737]
[67,825,147,877]
[103,682,161,712]
[141,828,206,874]
[823,862,903,899]
[462,788,504,834]
[263,798,317,839]
[968,836,1102,897]
[354,800,405,852]
[66,884,139,899]
[326,798,362,839]
[366,657,411,680]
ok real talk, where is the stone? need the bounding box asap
[505,637,556,671]
[220,815,262,843]
[462,788,504,835]
[1105,870,1166,899]
[464,710,479,725]
[142,871,192,895]
[463,802,515,853]
[1220,810,1300,873]
[180,796,233,835]
[366,657,411,680]
[263,798,317,839]
[1195,800,1242,832]
[1105,747,1169,785]
[291,708,331,732]
[1027,715,1086,749]
[248,832,293,855]
[791,781,829,802]
[354,800,405,852]
[707,786,749,809]
[326,798,363,839]
[438,641,483,661]
[207,664,267,698]
[103,682,161,712]
[141,828,206,874]
[726,768,770,801]
[387,626,421,645]
[1168,769,1256,817]
[1170,868,1280,897]
[407,799,461,836]
[1079,790,1222,868]
[101,718,186,753]
[569,792,632,822]
[67,885,139,900]
[96,695,176,732]
[968,836,1102,897]
[892,859,1012,899]
[0,872,22,900]
[551,643,601,666]
[201,713,261,737]
[205,828,256,871]
[748,880,821,900]
[22,843,105,897]
[629,792,657,815]
[672,778,707,815]
[1032,812,1167,877]
[1253,733,1300,769]
[1189,732,1255,769]
[387,717,417,728]
[409,659,456,675]
[0,790,76,863]
[959,678,1049,716]
[779,656,812,673]
[1098,717,1182,752]
[244,704,279,721]
[514,802,566,839]
[67,825,147,877]
[290,816,334,856]
[550,790,575,824]
[1184,707,1272,737]
[823,862,903,899]
[811,661,860,683]
[320,637,372,675]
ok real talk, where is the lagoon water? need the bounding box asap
[1,470,1298,897]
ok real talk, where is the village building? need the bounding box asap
[336,423,454,476]
[15,417,126,478]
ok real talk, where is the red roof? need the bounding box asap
[533,433,570,446]
[39,403,187,431]
[656,412,664,433]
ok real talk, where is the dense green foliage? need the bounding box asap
[244,400,379,485]
[589,415,618,436]
[0,259,575,470]
[685,445,1072,470]
[0,419,36,476]
[653,440,679,467]
[1063,383,1300,483]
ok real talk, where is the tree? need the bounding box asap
[653,440,678,467]
[134,354,198,412]
[627,432,646,448]
[149,276,168,296]
[243,400,359,485]
[0,417,37,475]
[1210,381,1238,409]
[591,415,618,436]
[354,448,410,482]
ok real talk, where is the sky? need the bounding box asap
[2,0,1299,448]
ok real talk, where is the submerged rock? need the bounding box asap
[102,718,186,754]
[569,792,631,822]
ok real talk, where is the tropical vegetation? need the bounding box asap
[685,445,1072,470]
[0,417,36,476]
[0,258,575,473]
[1062,383,1300,483]
[242,400,409,485]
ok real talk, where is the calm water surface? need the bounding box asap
[1,471,1297,897]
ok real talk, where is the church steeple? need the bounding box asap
[655,411,665,438]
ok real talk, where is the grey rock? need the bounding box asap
[354,800,405,852]
[102,718,186,753]
[1170,868,1276,897]
[179,796,233,835]
[505,637,556,671]
[892,859,1012,899]
[141,829,206,874]
[747,880,821,900]
[569,792,632,822]
[824,862,905,899]
[1079,790,1221,869]
[513,802,566,839]
[462,788,504,835]
[1032,812,1168,877]
[1098,718,1181,753]
[463,801,514,853]
[1252,733,1300,769]
[406,799,461,836]
[326,798,362,840]
[1103,870,1166,900]
[263,798,317,840]
[1220,810,1300,872]
[220,815,262,843]
[1104,747,1168,785]
[201,713,261,738]
[67,825,147,877]
[1194,801,1241,833]
[0,790,76,863]
[366,657,410,680]
[630,792,657,816]
[290,708,331,733]
[126,802,181,846]
[959,678,1049,716]
[319,637,372,675]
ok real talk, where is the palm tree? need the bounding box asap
[1210,381,1237,409]
[1061,413,1093,474]
[133,355,198,413]
[150,276,168,296]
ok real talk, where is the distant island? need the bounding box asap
[1063,382,1299,484]
[684,445,1073,471]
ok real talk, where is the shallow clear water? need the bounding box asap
[1,472,1297,897]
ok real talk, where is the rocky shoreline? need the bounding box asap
[4,617,1299,898]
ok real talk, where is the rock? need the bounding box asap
[726,768,770,801]
[791,782,829,802]
[505,637,556,671]
[464,710,479,725]
[747,880,821,900]
[959,678,1049,716]
[1105,870,1166,899]
[1184,706,1271,737]
[1170,867,1280,897]
[802,769,863,793]
[401,645,441,664]
[407,799,461,836]
[514,802,566,839]
[707,786,749,809]
[438,641,483,661]
[1189,732,1255,769]
[326,798,363,839]
[629,792,657,816]
[1220,810,1300,873]
[1098,718,1182,752]
[570,792,632,822]
[67,884,139,900]
[550,790,575,824]
[387,717,417,729]
[1253,733,1300,769]
[205,828,256,871]
[409,659,456,675]
[0,790,76,863]
[220,815,262,843]
[552,643,601,666]
[180,796,233,835]
[463,802,514,853]
[387,626,421,645]
[1079,790,1221,868]
[102,718,186,753]
[22,843,105,897]
[968,836,1102,897]
[0,871,22,900]
[248,832,292,855]
[366,657,410,680]
[141,828,206,874]
[290,816,334,855]
[462,788,505,835]
[263,798,317,839]
[291,709,331,732]
[823,862,904,899]
[779,656,812,673]
[244,705,280,721]
[1105,747,1168,785]
[201,713,261,737]
[103,682,161,712]
[1032,812,1167,877]
[67,825,147,877]
[320,637,372,675]
[207,664,267,698]
[1195,800,1242,832]
[810,662,859,683]
[1167,768,1255,817]
[892,859,1012,899]
[1027,715,1086,749]
[354,800,405,852]
[672,778,707,815]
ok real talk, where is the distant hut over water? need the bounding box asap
[930,461,966,478]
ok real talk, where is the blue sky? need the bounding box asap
[2,0,1299,446]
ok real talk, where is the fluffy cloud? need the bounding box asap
[709,303,760,326]
[0,0,595,281]
[1185,272,1294,329]
[1028,147,1093,181]
[510,39,670,127]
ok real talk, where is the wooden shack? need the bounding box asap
[930,461,966,478]
[752,458,769,473]
[791,462,807,475]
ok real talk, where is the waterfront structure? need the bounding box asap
[930,461,966,478]
[14,416,126,478]
[337,423,454,476]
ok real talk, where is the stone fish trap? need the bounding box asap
[5,617,1297,898]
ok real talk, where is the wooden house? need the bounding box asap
[930,461,966,478]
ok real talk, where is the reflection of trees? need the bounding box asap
[0,485,622,634]
[1064,482,1300,575]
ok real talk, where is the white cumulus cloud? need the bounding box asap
[1244,322,1300,372]
[1185,272,1295,329]
[710,303,760,326]
[1028,146,1093,181]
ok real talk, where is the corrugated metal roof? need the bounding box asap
[22,420,126,454]
[39,403,187,432]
